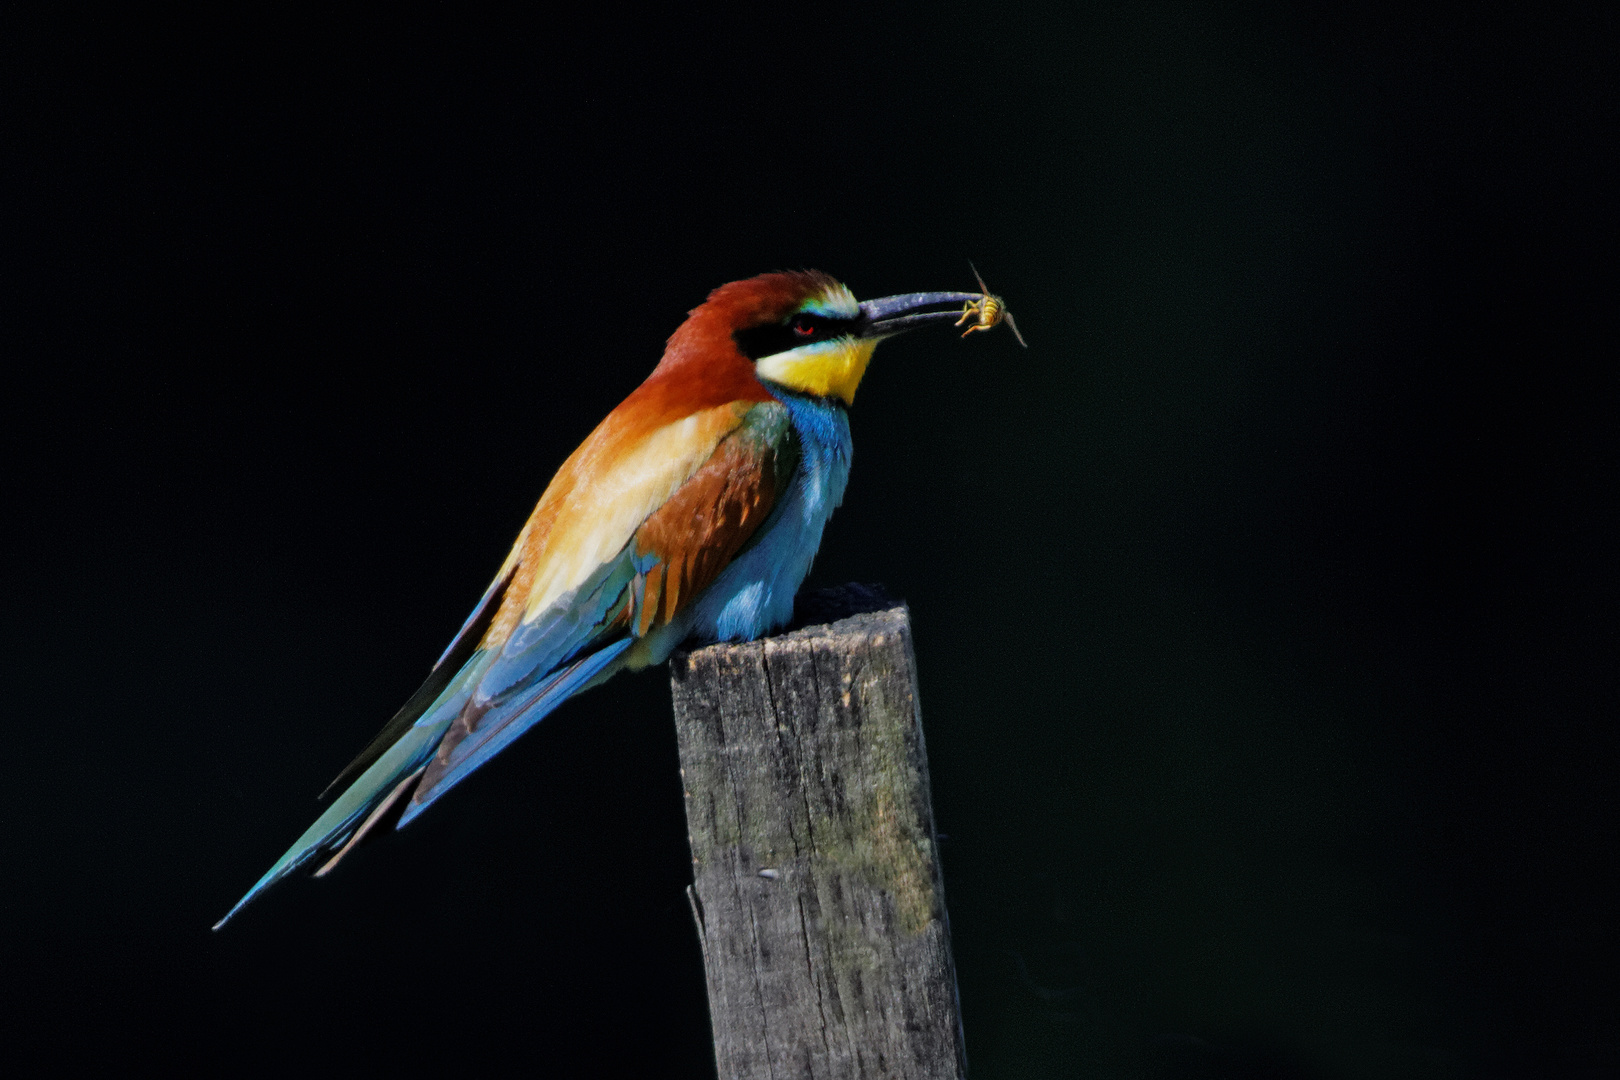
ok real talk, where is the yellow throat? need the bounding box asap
[754,337,879,405]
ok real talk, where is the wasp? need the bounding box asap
[956,263,1028,347]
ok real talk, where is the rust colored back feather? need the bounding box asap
[631,429,786,634]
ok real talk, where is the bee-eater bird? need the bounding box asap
[215,270,1012,928]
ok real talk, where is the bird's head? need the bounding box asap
[659,270,993,406]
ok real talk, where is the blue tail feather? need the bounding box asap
[212,722,446,929]
[396,637,633,828]
[215,541,651,928]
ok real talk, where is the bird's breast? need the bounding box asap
[633,392,852,662]
[703,391,852,641]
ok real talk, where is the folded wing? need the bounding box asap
[403,400,799,819]
[216,397,800,927]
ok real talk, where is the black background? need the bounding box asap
[2,4,1614,1077]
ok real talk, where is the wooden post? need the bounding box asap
[669,595,966,1080]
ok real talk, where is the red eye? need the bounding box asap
[793,319,815,337]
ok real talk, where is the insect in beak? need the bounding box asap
[955,263,1028,347]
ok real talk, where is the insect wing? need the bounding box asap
[1003,309,1029,347]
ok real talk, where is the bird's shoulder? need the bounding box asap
[626,401,799,628]
[499,394,789,631]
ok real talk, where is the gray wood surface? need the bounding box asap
[670,603,966,1079]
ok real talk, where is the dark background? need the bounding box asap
[1,4,1613,1077]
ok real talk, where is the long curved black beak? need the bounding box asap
[858,291,983,338]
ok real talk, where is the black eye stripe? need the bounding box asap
[734,312,862,361]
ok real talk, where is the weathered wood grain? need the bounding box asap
[670,602,966,1080]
